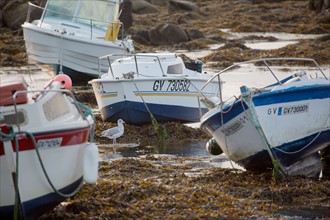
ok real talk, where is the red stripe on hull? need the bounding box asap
[0,125,90,156]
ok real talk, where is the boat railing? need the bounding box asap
[198,57,327,114]
[9,89,89,132]
[98,54,167,78]
[25,2,125,41]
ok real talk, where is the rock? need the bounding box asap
[119,0,133,31]
[220,42,249,50]
[2,0,28,30]
[129,29,150,44]
[177,12,202,24]
[149,23,189,45]
[309,0,330,13]
[169,0,199,13]
[146,0,169,6]
[0,0,5,8]
[316,34,330,42]
[132,0,159,14]
[0,11,3,28]
[28,3,43,23]
[186,28,204,40]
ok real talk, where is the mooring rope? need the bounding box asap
[240,86,286,179]
[132,81,168,150]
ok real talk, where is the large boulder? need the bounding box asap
[186,28,204,40]
[309,0,330,13]
[132,0,159,14]
[168,0,199,13]
[119,0,133,31]
[149,23,189,45]
[129,29,150,44]
[0,10,3,28]
[2,0,28,30]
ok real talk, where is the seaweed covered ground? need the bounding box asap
[40,156,330,219]
[1,0,330,219]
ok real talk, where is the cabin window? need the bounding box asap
[44,0,117,30]
[45,0,78,21]
[167,63,183,75]
[75,1,117,30]
[43,93,70,121]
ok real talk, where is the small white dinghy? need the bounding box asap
[0,74,99,219]
[89,53,221,124]
[199,58,330,177]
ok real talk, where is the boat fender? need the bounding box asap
[83,143,99,184]
[53,74,72,90]
[206,138,223,155]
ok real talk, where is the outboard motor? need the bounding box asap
[206,137,223,155]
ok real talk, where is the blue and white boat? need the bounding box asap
[199,58,330,177]
[22,0,134,82]
[89,53,221,125]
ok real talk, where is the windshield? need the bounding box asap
[43,0,119,30]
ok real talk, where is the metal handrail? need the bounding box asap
[98,54,168,78]
[198,57,328,116]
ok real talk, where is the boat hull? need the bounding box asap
[0,79,98,219]
[100,100,209,124]
[201,80,330,175]
[0,127,90,219]
[22,22,133,80]
[90,78,219,124]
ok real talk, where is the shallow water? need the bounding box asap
[103,140,209,158]
[278,206,330,218]
[173,30,327,60]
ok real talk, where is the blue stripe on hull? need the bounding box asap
[100,100,208,124]
[202,83,329,132]
[253,84,330,106]
[0,177,83,220]
[201,101,246,132]
[237,130,330,172]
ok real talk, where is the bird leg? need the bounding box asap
[113,139,117,154]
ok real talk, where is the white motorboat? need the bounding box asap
[0,74,98,219]
[22,0,135,82]
[89,53,221,125]
[199,58,330,177]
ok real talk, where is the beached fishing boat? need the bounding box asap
[199,58,330,177]
[89,53,221,125]
[0,75,98,219]
[22,0,134,82]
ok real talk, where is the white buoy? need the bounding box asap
[83,143,99,184]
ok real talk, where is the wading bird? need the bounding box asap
[100,119,125,145]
